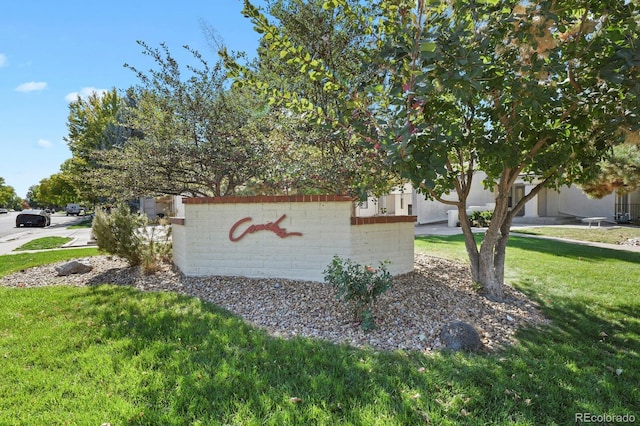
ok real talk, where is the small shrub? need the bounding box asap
[469,209,493,227]
[138,222,173,275]
[92,204,172,271]
[92,204,145,266]
[323,256,392,331]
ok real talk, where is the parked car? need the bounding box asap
[0,208,8,214]
[16,209,51,227]
[65,203,82,216]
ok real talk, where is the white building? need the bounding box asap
[410,172,640,226]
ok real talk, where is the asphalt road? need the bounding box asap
[0,211,94,255]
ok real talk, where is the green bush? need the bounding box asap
[469,209,493,227]
[323,256,392,331]
[92,204,145,266]
[92,204,173,272]
[138,221,173,274]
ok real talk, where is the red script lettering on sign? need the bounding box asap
[229,214,303,242]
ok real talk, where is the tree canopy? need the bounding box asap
[231,0,640,300]
[0,177,21,210]
[64,88,133,204]
[581,143,640,198]
[223,0,401,198]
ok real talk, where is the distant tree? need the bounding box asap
[64,88,135,203]
[35,171,80,208]
[26,185,40,207]
[234,0,639,300]
[106,42,272,198]
[0,178,20,210]
[581,143,640,198]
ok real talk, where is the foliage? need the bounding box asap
[138,219,173,275]
[580,143,640,198]
[106,42,271,198]
[469,210,493,228]
[29,169,80,209]
[233,0,640,300]
[64,89,133,203]
[323,255,392,331]
[222,0,402,198]
[92,204,145,266]
[0,177,21,210]
[92,203,172,272]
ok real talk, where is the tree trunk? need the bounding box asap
[457,206,480,283]
[477,230,506,301]
[459,187,513,302]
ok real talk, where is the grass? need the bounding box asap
[13,236,73,251]
[67,216,93,229]
[0,248,100,277]
[512,225,640,245]
[1,238,638,424]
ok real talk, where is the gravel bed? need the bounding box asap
[1,254,547,353]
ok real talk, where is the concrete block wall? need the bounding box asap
[349,218,416,276]
[170,195,416,282]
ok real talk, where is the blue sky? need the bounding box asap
[1,0,266,198]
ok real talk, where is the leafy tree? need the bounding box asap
[233,0,639,300]
[0,178,20,210]
[222,0,401,198]
[64,88,134,203]
[108,42,271,198]
[34,171,80,208]
[581,143,640,198]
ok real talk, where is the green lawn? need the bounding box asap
[0,238,638,425]
[512,225,640,245]
[67,216,93,229]
[13,236,73,251]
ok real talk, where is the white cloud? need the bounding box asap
[64,87,108,102]
[37,139,53,149]
[0,54,6,68]
[15,81,47,92]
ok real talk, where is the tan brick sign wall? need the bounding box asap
[171,195,416,282]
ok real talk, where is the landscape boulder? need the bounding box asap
[440,320,483,352]
[56,259,93,276]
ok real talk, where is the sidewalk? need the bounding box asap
[0,226,95,256]
[414,221,640,253]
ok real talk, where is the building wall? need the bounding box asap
[413,172,496,224]
[557,185,614,220]
[171,195,416,282]
[355,183,413,217]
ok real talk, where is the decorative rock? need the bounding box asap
[1,254,547,353]
[55,260,93,276]
[440,320,483,352]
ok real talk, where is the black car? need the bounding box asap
[15,209,51,228]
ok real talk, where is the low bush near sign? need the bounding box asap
[92,204,172,273]
[92,204,145,266]
[323,256,392,331]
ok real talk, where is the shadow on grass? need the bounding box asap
[507,235,640,264]
[3,231,638,424]
[53,281,637,425]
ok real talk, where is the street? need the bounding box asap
[0,211,94,254]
